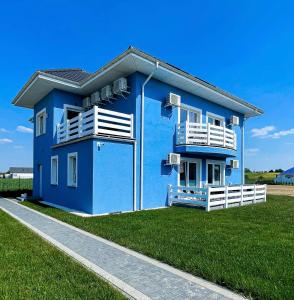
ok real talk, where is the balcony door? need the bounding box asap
[179,158,201,188]
[179,106,201,124]
[207,160,225,186]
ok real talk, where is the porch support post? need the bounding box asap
[206,187,210,212]
[224,186,228,209]
[241,117,246,184]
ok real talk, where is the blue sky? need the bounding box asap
[0,0,293,172]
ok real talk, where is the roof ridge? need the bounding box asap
[42,68,90,73]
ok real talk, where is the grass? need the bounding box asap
[0,178,32,192]
[0,210,125,300]
[245,172,278,184]
[23,195,294,300]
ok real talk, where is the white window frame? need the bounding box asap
[206,112,225,127]
[36,108,47,136]
[178,104,202,124]
[206,159,225,186]
[177,157,202,188]
[67,152,78,187]
[64,104,84,121]
[50,155,58,185]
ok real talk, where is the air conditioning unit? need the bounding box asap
[82,97,91,108]
[166,153,181,165]
[101,85,113,101]
[90,91,100,105]
[165,93,181,107]
[113,77,128,95]
[230,116,239,126]
[230,160,239,169]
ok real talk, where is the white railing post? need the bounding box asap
[185,121,189,144]
[223,125,226,147]
[224,186,228,209]
[206,187,210,212]
[167,184,172,206]
[240,185,243,206]
[93,106,98,135]
[78,112,83,137]
[130,114,134,138]
[66,119,70,141]
[57,124,60,143]
[264,185,267,202]
[253,184,256,204]
[207,123,210,145]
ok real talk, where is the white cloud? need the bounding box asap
[16,125,33,134]
[268,128,294,139]
[0,128,9,133]
[13,145,24,149]
[245,148,259,156]
[251,126,276,138]
[0,138,13,144]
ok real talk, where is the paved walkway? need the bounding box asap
[0,197,244,300]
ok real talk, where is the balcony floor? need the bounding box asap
[175,144,237,158]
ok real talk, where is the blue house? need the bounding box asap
[13,47,266,214]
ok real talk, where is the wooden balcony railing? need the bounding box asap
[176,122,237,150]
[57,106,133,144]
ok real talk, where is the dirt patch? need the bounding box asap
[267,185,294,196]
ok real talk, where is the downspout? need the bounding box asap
[241,117,246,184]
[140,61,159,210]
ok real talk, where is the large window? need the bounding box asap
[207,113,224,127]
[207,161,225,186]
[51,156,58,185]
[179,159,201,187]
[179,106,201,124]
[36,108,46,136]
[67,152,78,187]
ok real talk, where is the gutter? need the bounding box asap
[139,61,159,210]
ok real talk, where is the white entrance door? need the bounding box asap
[179,159,201,189]
[39,165,43,198]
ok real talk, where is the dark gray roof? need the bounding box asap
[9,167,33,173]
[42,69,92,83]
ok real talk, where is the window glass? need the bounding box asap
[51,157,58,185]
[68,154,78,187]
[214,164,221,185]
[188,163,197,187]
[180,109,188,123]
[215,119,221,127]
[67,110,80,120]
[208,164,213,184]
[72,157,77,184]
[189,111,198,123]
[180,162,187,186]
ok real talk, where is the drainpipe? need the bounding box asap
[241,117,246,185]
[140,61,159,210]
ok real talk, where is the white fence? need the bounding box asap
[176,122,236,150]
[168,184,267,211]
[57,106,133,144]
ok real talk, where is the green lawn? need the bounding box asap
[23,195,294,300]
[0,210,125,300]
[245,172,278,184]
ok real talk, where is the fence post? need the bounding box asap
[206,187,210,212]
[253,184,256,204]
[240,185,243,206]
[207,123,210,145]
[167,184,172,206]
[264,185,267,202]
[224,186,228,209]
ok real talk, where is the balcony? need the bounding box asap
[57,106,133,144]
[168,184,267,211]
[176,122,237,157]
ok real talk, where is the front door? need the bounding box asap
[179,159,201,188]
[39,164,43,198]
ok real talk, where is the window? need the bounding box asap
[179,159,201,187]
[179,106,201,124]
[207,161,224,186]
[67,152,78,187]
[51,156,58,185]
[36,108,46,136]
[207,113,224,127]
[64,105,84,121]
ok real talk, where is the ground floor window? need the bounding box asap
[50,156,58,185]
[67,152,78,187]
[179,159,201,187]
[207,161,225,186]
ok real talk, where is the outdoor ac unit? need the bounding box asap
[90,91,100,105]
[82,97,91,108]
[166,153,181,165]
[230,115,239,126]
[101,85,113,101]
[113,77,128,95]
[230,160,239,169]
[166,93,181,107]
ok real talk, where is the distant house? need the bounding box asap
[275,168,294,184]
[7,167,33,179]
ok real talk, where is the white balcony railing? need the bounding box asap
[176,122,237,150]
[168,184,267,211]
[57,106,133,144]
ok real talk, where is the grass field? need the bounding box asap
[23,195,294,300]
[245,172,278,184]
[0,178,32,192]
[0,210,125,300]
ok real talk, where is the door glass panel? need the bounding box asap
[188,163,197,187]
[180,109,188,123]
[179,162,187,186]
[208,164,213,184]
[215,119,221,127]
[189,111,198,123]
[208,117,214,125]
[214,164,221,185]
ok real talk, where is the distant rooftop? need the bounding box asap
[9,167,33,174]
[42,69,92,83]
[281,167,294,175]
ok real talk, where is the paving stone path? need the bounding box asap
[0,197,244,300]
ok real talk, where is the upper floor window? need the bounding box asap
[51,156,58,185]
[179,106,201,124]
[36,108,46,136]
[207,113,224,127]
[67,152,78,187]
